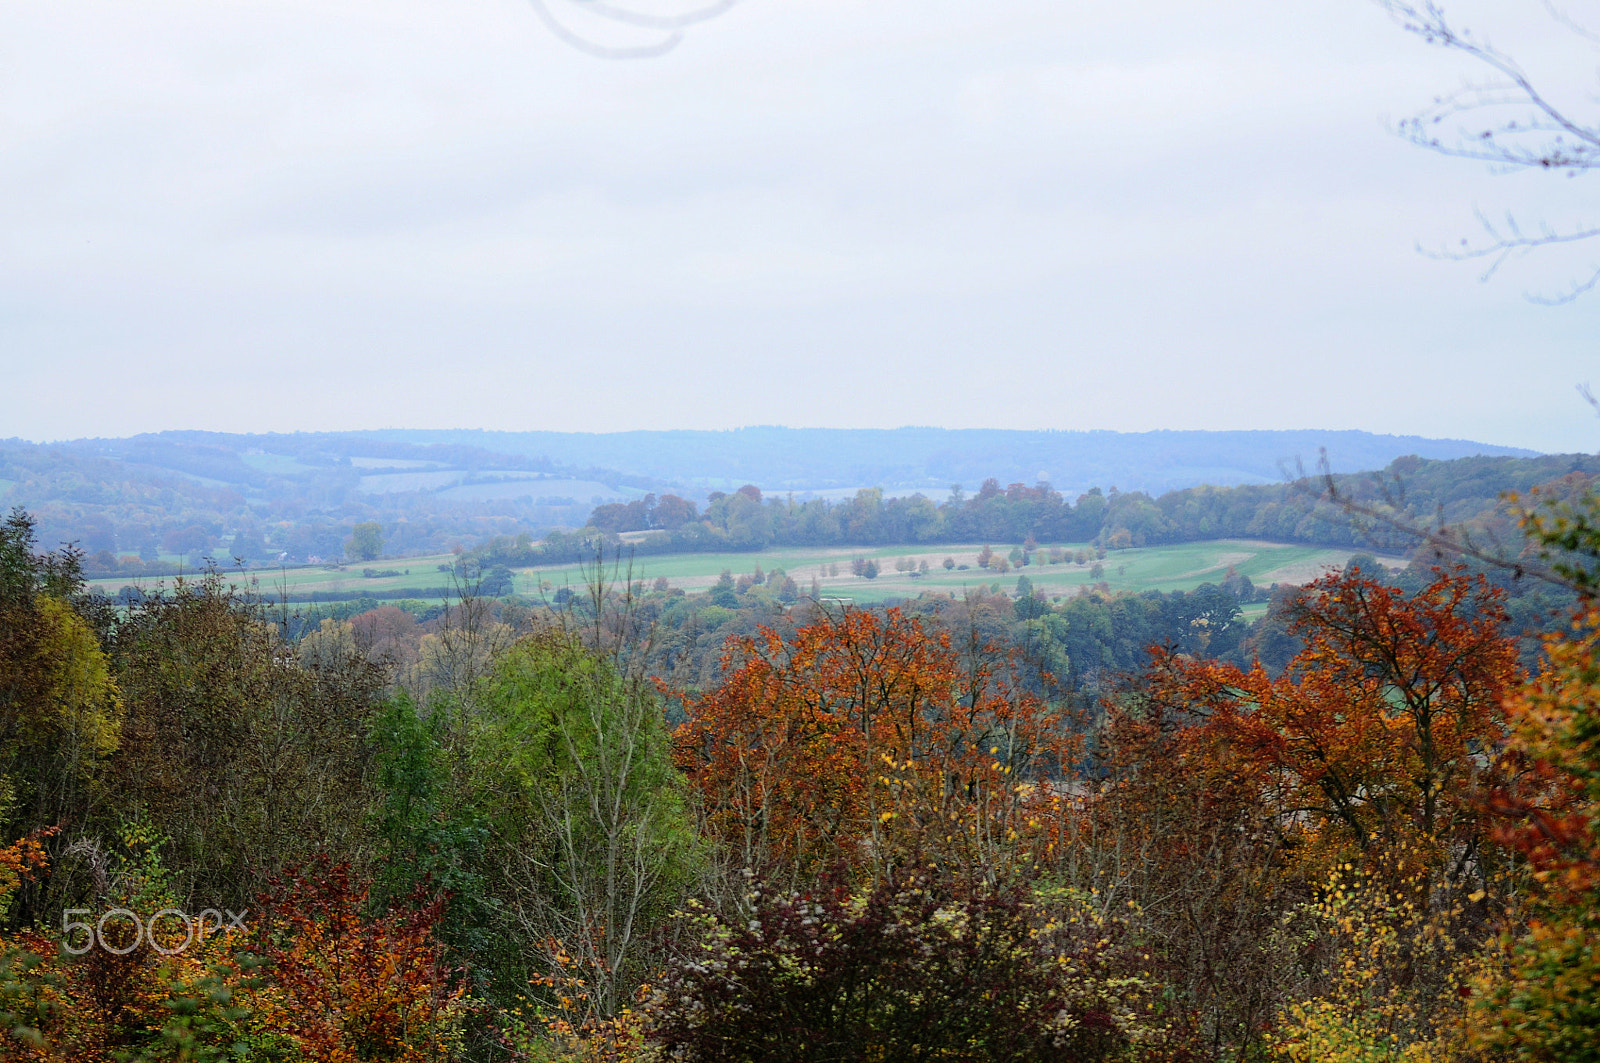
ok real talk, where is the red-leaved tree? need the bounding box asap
[1143,567,1521,886]
[672,607,1077,887]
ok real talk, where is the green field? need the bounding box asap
[508,540,1401,604]
[89,540,1403,605]
[89,559,458,601]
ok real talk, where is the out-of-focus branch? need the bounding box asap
[1379,1,1600,301]
[1318,441,1597,598]
[1419,210,1600,304]
[529,0,737,59]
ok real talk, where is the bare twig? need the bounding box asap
[1378,1,1600,300]
[528,0,737,59]
[1315,448,1588,596]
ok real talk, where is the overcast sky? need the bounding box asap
[3,0,1598,452]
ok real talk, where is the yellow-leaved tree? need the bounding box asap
[1468,604,1600,1061]
[0,509,122,842]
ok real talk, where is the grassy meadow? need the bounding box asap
[89,540,1402,606]
[508,540,1400,604]
[89,558,457,602]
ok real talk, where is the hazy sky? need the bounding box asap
[4,0,1598,451]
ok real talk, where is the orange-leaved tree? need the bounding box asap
[250,861,469,1062]
[672,606,1076,886]
[0,825,297,1063]
[0,846,465,1062]
[1144,567,1521,886]
[1468,605,1600,1060]
[1081,687,1307,1055]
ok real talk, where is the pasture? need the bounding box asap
[90,557,460,602]
[512,539,1399,604]
[89,540,1403,606]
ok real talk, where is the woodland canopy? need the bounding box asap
[0,473,1597,1060]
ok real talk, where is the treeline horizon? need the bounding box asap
[472,452,1600,569]
[2,430,1565,580]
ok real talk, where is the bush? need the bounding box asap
[645,874,1140,1063]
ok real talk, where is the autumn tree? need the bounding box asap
[159,525,214,558]
[1144,567,1521,887]
[0,840,463,1061]
[0,511,121,869]
[1078,685,1309,1055]
[108,575,385,909]
[1072,567,1520,1053]
[250,861,468,1062]
[1466,604,1600,1059]
[673,607,1075,888]
[351,604,423,673]
[650,493,698,529]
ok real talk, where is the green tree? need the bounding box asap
[109,576,384,908]
[709,569,738,608]
[345,521,384,562]
[467,632,700,1019]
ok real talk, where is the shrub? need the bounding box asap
[645,873,1149,1063]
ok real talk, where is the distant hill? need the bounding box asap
[0,427,1545,571]
[347,427,1537,497]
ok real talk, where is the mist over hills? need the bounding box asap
[0,426,1545,566]
[308,427,1537,497]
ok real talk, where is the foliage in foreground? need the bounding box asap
[0,845,466,1062]
[673,606,1077,887]
[644,873,1174,1063]
[1143,566,1522,886]
[9,488,1600,1063]
[1466,606,1600,1062]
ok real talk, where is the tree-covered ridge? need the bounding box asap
[470,452,1600,566]
[0,431,1556,581]
[0,434,647,574]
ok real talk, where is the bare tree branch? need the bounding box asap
[529,0,737,59]
[1378,1,1600,300]
[1313,447,1592,597]
[1418,209,1600,303]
